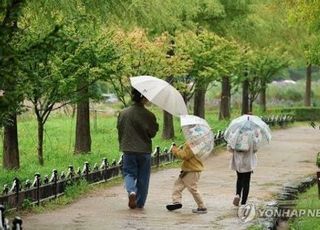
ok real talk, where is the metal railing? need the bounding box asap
[0,204,22,229]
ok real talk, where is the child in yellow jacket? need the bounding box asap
[166,143,207,214]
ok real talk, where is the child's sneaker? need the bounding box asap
[192,208,207,214]
[166,203,182,211]
[233,195,240,206]
[128,192,137,209]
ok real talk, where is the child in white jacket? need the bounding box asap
[228,140,257,206]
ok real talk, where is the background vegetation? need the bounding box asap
[289,186,320,230]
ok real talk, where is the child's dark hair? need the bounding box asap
[131,88,144,103]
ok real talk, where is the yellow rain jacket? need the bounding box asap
[172,144,204,172]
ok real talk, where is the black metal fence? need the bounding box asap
[0,158,122,211]
[261,114,295,127]
[0,114,293,211]
[1,204,22,229]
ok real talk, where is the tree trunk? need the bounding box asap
[162,111,174,139]
[3,113,19,169]
[241,79,250,115]
[74,86,91,154]
[304,63,312,107]
[2,2,22,170]
[37,118,44,165]
[162,75,175,140]
[182,92,188,106]
[259,83,267,112]
[193,83,206,119]
[219,76,231,120]
[249,98,254,113]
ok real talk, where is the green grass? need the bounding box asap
[0,106,228,189]
[247,225,264,230]
[289,185,320,230]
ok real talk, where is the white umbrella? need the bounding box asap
[180,115,214,160]
[224,115,271,151]
[130,76,188,116]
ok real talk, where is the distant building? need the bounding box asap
[101,93,118,103]
[271,80,296,85]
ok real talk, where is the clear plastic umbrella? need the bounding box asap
[180,115,214,160]
[224,115,271,151]
[130,76,188,116]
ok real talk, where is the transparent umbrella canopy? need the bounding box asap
[180,115,214,160]
[224,115,271,151]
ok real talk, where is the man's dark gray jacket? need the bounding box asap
[117,103,159,153]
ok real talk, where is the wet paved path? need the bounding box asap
[23,126,319,229]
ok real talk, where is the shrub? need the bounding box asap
[64,179,90,199]
[22,199,33,209]
[285,88,304,101]
[272,107,320,121]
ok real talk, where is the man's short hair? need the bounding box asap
[131,88,144,103]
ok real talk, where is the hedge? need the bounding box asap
[270,107,320,121]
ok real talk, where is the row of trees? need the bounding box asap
[0,0,319,170]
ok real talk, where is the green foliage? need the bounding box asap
[286,0,320,32]
[64,179,90,199]
[213,0,251,35]
[316,152,320,168]
[0,0,26,126]
[284,0,320,65]
[176,29,241,87]
[104,27,193,106]
[289,185,320,230]
[123,0,226,34]
[284,88,304,102]
[266,80,307,106]
[0,0,130,125]
[278,107,320,121]
[269,85,304,104]
[18,24,119,108]
[22,198,33,209]
[304,36,320,66]
[234,46,290,106]
[247,225,264,230]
